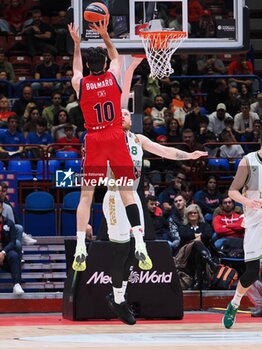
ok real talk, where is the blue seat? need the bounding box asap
[234,158,242,171]
[153,126,167,136]
[207,158,232,179]
[35,160,45,180]
[8,160,33,180]
[60,191,81,236]
[23,192,57,236]
[157,190,165,205]
[208,158,230,170]
[36,160,61,180]
[48,159,61,181]
[55,151,79,159]
[91,203,103,236]
[64,159,81,174]
[204,213,213,222]
[193,190,202,202]
[63,191,81,210]
[199,107,208,115]
[0,160,5,172]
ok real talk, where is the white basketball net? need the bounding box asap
[140,31,186,79]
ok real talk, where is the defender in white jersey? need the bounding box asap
[103,57,207,326]
[104,109,207,325]
[223,128,262,329]
[104,109,207,245]
[242,151,262,261]
[103,128,144,245]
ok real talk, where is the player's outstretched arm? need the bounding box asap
[137,134,208,160]
[68,23,83,96]
[229,157,262,209]
[91,19,122,80]
[121,56,144,109]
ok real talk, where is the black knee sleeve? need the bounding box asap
[110,241,131,288]
[240,259,260,288]
[125,204,141,227]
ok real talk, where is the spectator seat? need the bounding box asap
[35,159,60,181]
[0,160,5,172]
[23,191,57,236]
[207,158,232,179]
[56,151,79,159]
[8,160,33,181]
[64,159,81,173]
[234,158,242,171]
[60,191,81,236]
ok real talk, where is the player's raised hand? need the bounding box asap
[90,17,109,37]
[68,23,80,45]
[190,151,208,159]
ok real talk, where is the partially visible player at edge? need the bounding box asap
[223,126,262,329]
[102,57,208,325]
[68,19,152,272]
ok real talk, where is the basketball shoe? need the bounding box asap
[107,294,136,325]
[135,243,153,270]
[72,245,87,272]
[222,302,239,329]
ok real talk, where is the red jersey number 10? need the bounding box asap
[94,101,115,124]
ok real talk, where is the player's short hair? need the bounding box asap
[85,47,107,73]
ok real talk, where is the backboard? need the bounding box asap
[71,0,249,54]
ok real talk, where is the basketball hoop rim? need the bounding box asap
[139,31,187,39]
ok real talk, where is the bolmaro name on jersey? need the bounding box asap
[86,79,113,90]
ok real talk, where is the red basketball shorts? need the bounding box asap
[82,127,136,183]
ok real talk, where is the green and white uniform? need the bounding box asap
[243,151,262,261]
[103,131,144,243]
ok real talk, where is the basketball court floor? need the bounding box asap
[0,312,261,349]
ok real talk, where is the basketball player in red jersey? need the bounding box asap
[68,20,152,272]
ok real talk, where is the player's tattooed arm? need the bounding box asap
[138,134,208,160]
[174,149,191,160]
[175,149,208,160]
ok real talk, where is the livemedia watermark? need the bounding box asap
[55,168,134,188]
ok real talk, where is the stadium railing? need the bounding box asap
[1,74,261,99]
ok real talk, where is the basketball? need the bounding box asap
[84,2,109,23]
